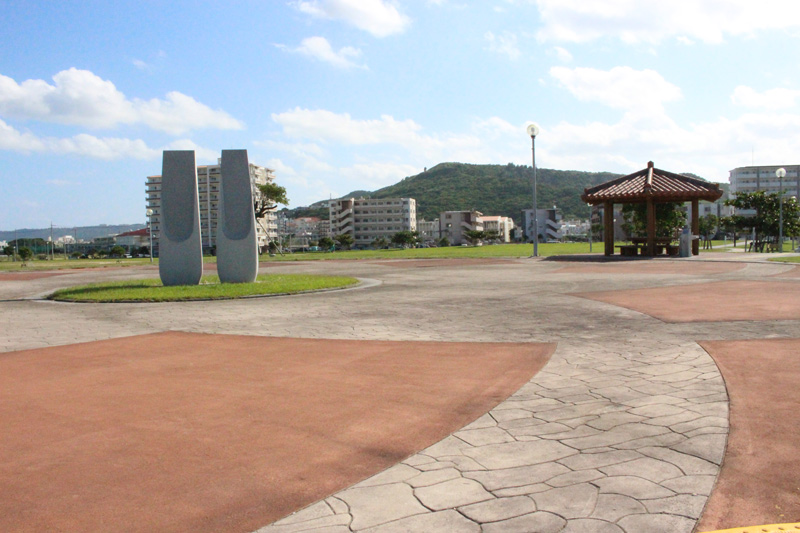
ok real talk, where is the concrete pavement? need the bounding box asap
[1,255,798,532]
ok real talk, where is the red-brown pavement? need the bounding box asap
[0,331,552,533]
[697,339,800,531]
[575,280,800,322]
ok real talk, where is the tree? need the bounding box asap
[621,202,686,240]
[334,233,354,250]
[726,191,800,250]
[390,231,419,248]
[253,183,289,219]
[318,236,335,250]
[698,214,718,249]
[2,245,14,259]
[109,245,126,258]
[18,246,33,262]
[483,230,501,243]
[463,229,485,245]
[371,236,389,249]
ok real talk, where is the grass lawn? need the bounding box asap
[769,256,800,263]
[264,242,602,261]
[0,257,154,271]
[47,274,359,302]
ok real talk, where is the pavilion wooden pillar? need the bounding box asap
[646,198,656,256]
[604,201,614,256]
[691,199,700,255]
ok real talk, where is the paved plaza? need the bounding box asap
[1,255,799,532]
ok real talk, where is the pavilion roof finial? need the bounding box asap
[647,161,654,168]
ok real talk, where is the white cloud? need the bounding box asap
[485,31,521,60]
[535,0,800,44]
[0,68,243,135]
[292,0,410,37]
[731,85,800,110]
[342,162,420,189]
[550,66,682,111]
[272,108,423,145]
[540,106,800,181]
[551,46,573,62]
[0,117,222,161]
[282,36,367,69]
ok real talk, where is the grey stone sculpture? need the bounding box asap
[216,149,259,283]
[159,150,203,286]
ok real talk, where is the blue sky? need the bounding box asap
[2,0,800,229]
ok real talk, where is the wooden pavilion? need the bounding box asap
[581,161,723,257]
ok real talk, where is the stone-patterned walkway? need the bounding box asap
[258,339,727,533]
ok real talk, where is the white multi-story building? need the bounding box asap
[478,216,515,243]
[522,208,562,242]
[440,210,483,245]
[730,165,800,216]
[146,161,278,253]
[417,219,441,244]
[329,197,417,247]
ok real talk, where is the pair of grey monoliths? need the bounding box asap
[159,150,258,286]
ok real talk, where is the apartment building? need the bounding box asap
[522,208,562,242]
[729,165,800,215]
[478,216,515,243]
[440,210,483,245]
[417,219,441,244]
[146,161,278,253]
[329,197,417,247]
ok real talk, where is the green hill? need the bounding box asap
[287,162,719,224]
[353,163,621,223]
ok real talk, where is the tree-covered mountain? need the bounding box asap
[289,163,623,223]
[286,162,723,224]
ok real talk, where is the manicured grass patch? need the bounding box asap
[0,257,153,271]
[265,242,601,261]
[769,256,800,263]
[48,274,359,302]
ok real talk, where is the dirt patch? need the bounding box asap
[575,280,800,322]
[555,261,745,275]
[0,331,553,533]
[697,339,800,531]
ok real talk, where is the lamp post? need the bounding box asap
[146,208,154,263]
[588,203,593,253]
[777,168,786,252]
[527,122,540,257]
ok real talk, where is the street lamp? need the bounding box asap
[146,208,154,263]
[527,122,540,257]
[587,203,593,253]
[777,168,786,252]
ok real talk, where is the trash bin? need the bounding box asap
[679,227,691,257]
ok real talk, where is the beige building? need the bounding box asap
[729,165,799,216]
[329,197,417,247]
[478,216,515,243]
[440,210,483,245]
[417,219,441,244]
[146,161,278,253]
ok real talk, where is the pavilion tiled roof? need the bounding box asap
[581,161,723,204]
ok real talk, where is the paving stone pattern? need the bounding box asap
[3,257,797,532]
[257,339,727,533]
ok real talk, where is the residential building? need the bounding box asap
[522,208,562,242]
[417,219,441,244]
[329,197,417,247]
[440,210,483,245]
[729,165,799,215]
[115,228,150,250]
[146,161,277,253]
[478,216,515,243]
